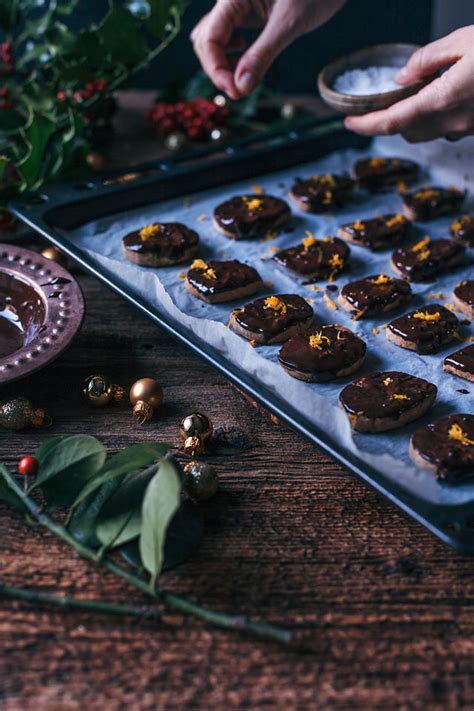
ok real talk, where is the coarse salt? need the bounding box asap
[333,66,401,96]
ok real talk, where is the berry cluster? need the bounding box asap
[57,79,109,105]
[146,97,229,141]
[0,41,14,75]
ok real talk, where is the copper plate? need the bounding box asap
[0,244,84,385]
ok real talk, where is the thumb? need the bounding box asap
[234,11,295,95]
[396,36,462,86]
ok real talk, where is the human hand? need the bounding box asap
[191,0,346,100]
[345,26,474,143]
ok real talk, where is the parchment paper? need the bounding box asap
[69,135,474,507]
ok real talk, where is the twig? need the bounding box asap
[0,468,292,646]
[0,583,161,622]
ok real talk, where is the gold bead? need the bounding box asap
[0,396,48,430]
[86,151,107,172]
[40,245,68,267]
[129,378,163,423]
[83,374,124,407]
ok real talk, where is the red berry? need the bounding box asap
[56,90,68,102]
[18,456,39,477]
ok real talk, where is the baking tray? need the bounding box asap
[10,117,474,553]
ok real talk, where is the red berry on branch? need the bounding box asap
[56,90,68,102]
[18,456,39,477]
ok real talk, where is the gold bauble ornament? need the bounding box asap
[179,412,213,454]
[0,396,48,431]
[83,374,124,407]
[129,377,163,424]
[86,151,107,172]
[40,245,68,268]
[183,460,218,501]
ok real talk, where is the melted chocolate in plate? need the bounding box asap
[0,245,84,385]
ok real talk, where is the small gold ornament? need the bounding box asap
[83,374,124,407]
[0,396,48,431]
[86,151,107,172]
[40,245,68,268]
[183,460,218,501]
[179,412,213,454]
[129,377,163,424]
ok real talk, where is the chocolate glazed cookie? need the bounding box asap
[391,237,465,282]
[386,304,460,355]
[273,233,350,282]
[279,325,366,382]
[453,280,474,319]
[337,213,411,250]
[213,195,291,239]
[401,185,466,221]
[185,259,263,303]
[352,157,419,192]
[409,414,474,482]
[444,344,474,383]
[230,294,313,344]
[338,274,412,320]
[122,222,199,267]
[340,371,437,433]
[451,214,474,246]
[288,174,354,213]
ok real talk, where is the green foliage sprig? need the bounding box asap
[0,435,291,645]
[0,0,186,203]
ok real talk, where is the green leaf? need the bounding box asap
[72,442,169,509]
[0,110,29,134]
[96,508,142,549]
[0,465,28,513]
[33,434,107,508]
[0,0,19,33]
[97,6,147,66]
[16,112,56,187]
[139,458,181,587]
[67,477,124,548]
[120,501,203,572]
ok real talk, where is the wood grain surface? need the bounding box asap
[1,94,473,710]
[1,254,473,711]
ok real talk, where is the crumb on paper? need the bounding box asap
[177,272,187,279]
[219,250,230,257]
[251,184,264,194]
[197,213,207,221]
[427,291,445,299]
[372,327,379,335]
[309,284,321,292]
[261,231,277,242]
[267,246,279,252]
[264,280,273,288]
[445,303,458,312]
[380,323,387,330]
[305,297,314,304]
[323,292,337,310]
[249,339,257,347]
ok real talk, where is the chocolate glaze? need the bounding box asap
[352,157,419,192]
[411,414,474,481]
[187,260,262,297]
[340,274,412,316]
[340,371,437,419]
[279,325,366,382]
[392,238,465,282]
[402,186,466,221]
[234,294,313,338]
[122,222,199,258]
[213,195,291,238]
[454,280,474,307]
[289,174,354,212]
[444,344,474,377]
[388,304,459,354]
[273,236,349,280]
[0,272,46,358]
[451,214,474,245]
[338,213,411,250]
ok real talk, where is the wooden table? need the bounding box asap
[1,94,473,711]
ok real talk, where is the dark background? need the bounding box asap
[75,0,432,92]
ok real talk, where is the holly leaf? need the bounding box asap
[96,6,146,66]
[0,0,19,33]
[0,465,28,513]
[139,458,181,588]
[32,434,107,508]
[16,112,57,187]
